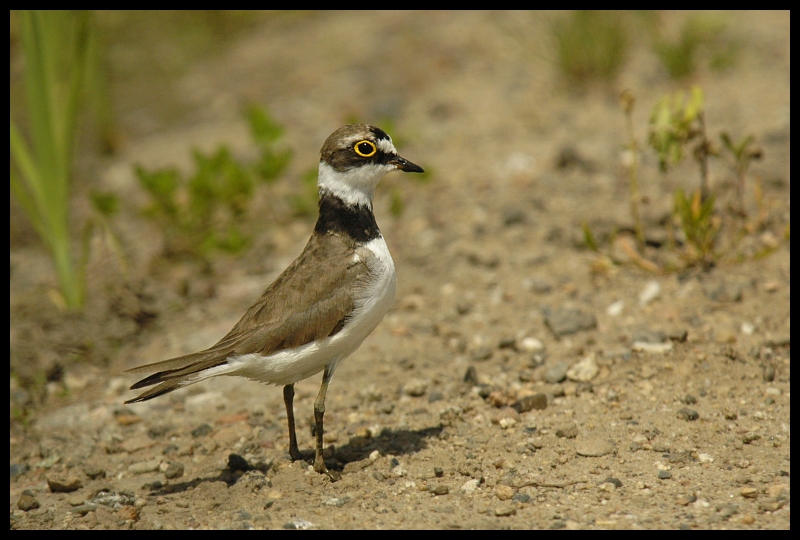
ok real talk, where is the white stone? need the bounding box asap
[631,341,673,354]
[460,478,480,494]
[518,337,544,353]
[566,355,599,382]
[607,300,624,316]
[639,280,661,306]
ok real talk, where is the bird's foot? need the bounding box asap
[314,454,341,482]
[288,446,307,463]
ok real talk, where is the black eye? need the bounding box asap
[354,140,377,157]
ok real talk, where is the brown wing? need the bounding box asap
[125,232,369,402]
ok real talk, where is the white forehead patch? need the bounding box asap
[376,137,397,155]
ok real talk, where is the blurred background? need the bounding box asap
[8,12,792,530]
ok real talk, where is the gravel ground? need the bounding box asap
[10,11,789,529]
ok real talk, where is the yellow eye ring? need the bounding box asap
[354,140,377,157]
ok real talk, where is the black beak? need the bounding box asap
[389,155,424,173]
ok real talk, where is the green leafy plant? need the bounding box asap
[289,168,321,218]
[648,87,705,170]
[674,188,720,266]
[582,222,600,252]
[647,87,723,266]
[248,105,293,182]
[648,86,714,201]
[551,10,629,86]
[10,11,94,310]
[653,15,738,80]
[720,132,763,216]
[610,86,776,272]
[136,105,292,259]
[597,79,786,276]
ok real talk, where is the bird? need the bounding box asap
[125,124,424,480]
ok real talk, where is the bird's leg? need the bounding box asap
[283,384,305,462]
[313,365,340,481]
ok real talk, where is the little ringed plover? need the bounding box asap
[126,124,423,480]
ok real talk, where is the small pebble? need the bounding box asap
[83,466,106,480]
[566,355,599,382]
[372,471,387,482]
[191,423,213,438]
[283,519,314,530]
[460,479,480,494]
[543,307,597,337]
[70,503,98,516]
[512,393,547,413]
[602,477,623,488]
[639,280,661,306]
[494,504,517,517]
[742,432,761,444]
[762,364,775,382]
[758,500,784,512]
[740,487,758,499]
[766,483,789,498]
[164,462,184,479]
[717,503,739,519]
[392,464,408,477]
[517,337,544,353]
[499,417,517,429]
[631,342,673,354]
[429,484,449,496]
[512,492,531,503]
[46,474,83,492]
[555,425,579,439]
[67,493,86,506]
[117,505,140,521]
[470,347,493,362]
[495,484,514,500]
[498,337,517,349]
[545,361,570,384]
[676,408,699,421]
[598,481,616,492]
[428,391,444,403]
[17,490,40,511]
[658,470,672,480]
[606,300,624,316]
[403,378,429,397]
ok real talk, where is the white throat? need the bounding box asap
[317,161,395,208]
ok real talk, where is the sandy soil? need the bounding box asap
[10,11,790,529]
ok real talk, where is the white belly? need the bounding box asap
[222,236,395,386]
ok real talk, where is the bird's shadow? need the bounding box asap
[145,424,443,495]
[330,424,444,470]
